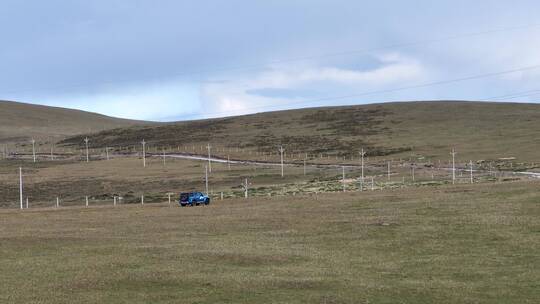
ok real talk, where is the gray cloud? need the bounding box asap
[1,1,540,120]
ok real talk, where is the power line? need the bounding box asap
[259,24,540,65]
[186,63,540,119]
[497,92,540,101]
[485,88,540,100]
[54,64,540,124]
[2,23,540,96]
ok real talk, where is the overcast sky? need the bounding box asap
[1,1,540,121]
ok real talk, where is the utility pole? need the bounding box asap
[84,137,89,162]
[387,161,391,180]
[31,138,36,163]
[141,139,146,167]
[469,160,473,184]
[19,167,23,210]
[279,146,285,177]
[304,153,307,176]
[207,143,212,173]
[450,148,457,184]
[342,166,346,192]
[106,147,110,160]
[205,165,209,194]
[162,148,166,166]
[360,148,366,185]
[227,155,231,171]
[50,144,54,160]
[411,165,415,182]
[243,178,249,198]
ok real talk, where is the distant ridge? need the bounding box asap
[58,100,540,162]
[0,100,152,143]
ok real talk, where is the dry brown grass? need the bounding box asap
[0,154,510,208]
[0,156,328,206]
[0,100,149,144]
[59,101,540,163]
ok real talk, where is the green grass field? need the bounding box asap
[1,100,539,303]
[1,181,539,303]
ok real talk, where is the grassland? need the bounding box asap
[0,156,315,207]
[1,181,539,303]
[0,100,150,144]
[0,153,516,208]
[59,101,540,163]
[0,100,539,303]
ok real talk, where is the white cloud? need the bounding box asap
[199,52,429,117]
[246,53,426,87]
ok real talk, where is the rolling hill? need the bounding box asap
[0,100,151,144]
[59,100,540,163]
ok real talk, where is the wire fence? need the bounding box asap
[2,155,536,211]
[2,141,539,211]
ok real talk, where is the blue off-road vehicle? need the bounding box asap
[179,192,210,207]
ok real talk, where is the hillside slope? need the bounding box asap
[0,100,150,144]
[60,101,540,162]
